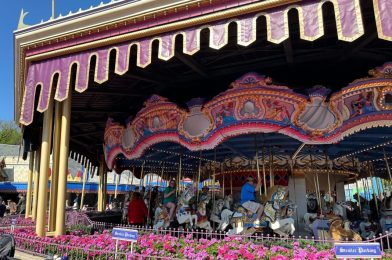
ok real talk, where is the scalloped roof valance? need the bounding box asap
[19,0,392,125]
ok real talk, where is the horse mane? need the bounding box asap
[262,185,288,203]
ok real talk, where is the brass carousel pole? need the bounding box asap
[177,156,182,196]
[139,161,145,192]
[114,171,119,199]
[310,152,322,215]
[131,166,135,190]
[196,157,202,204]
[80,159,89,209]
[325,152,331,197]
[160,165,164,188]
[383,148,392,182]
[230,167,233,195]
[254,136,262,196]
[353,157,362,211]
[269,147,274,188]
[221,162,225,197]
[262,146,267,196]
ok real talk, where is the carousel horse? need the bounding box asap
[359,215,377,239]
[228,186,296,237]
[176,200,198,228]
[210,199,224,230]
[223,194,233,210]
[196,201,212,231]
[329,218,362,241]
[153,204,170,229]
[268,200,297,237]
[380,195,392,233]
[179,185,196,209]
[260,186,297,237]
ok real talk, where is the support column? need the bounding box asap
[49,102,62,231]
[97,162,104,212]
[25,151,35,218]
[36,98,54,237]
[55,92,72,236]
[32,149,41,220]
[103,170,107,210]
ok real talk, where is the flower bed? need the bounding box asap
[0,216,35,227]
[3,228,392,259]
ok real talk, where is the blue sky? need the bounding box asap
[0,0,109,122]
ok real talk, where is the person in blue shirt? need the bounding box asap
[240,176,264,223]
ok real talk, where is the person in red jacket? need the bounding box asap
[128,192,148,226]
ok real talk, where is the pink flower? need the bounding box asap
[270,255,290,260]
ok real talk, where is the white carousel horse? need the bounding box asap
[176,201,198,228]
[153,205,170,229]
[268,200,297,237]
[179,184,196,209]
[261,186,297,237]
[380,196,392,233]
[196,201,212,231]
[223,194,233,210]
[210,199,226,230]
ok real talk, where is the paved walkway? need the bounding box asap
[14,250,45,260]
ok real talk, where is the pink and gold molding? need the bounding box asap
[103,64,392,169]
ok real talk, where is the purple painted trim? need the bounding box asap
[25,0,267,57]
[20,0,371,125]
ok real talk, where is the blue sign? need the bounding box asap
[112,228,138,242]
[335,243,382,259]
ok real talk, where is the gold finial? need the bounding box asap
[17,9,30,30]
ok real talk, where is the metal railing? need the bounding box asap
[91,220,392,248]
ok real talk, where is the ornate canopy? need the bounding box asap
[104,64,392,170]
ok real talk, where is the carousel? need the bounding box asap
[13,0,392,243]
[104,68,392,239]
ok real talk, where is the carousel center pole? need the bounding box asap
[25,151,35,218]
[254,136,262,196]
[36,95,54,237]
[55,90,71,236]
[383,148,392,182]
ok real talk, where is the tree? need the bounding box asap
[0,121,22,145]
